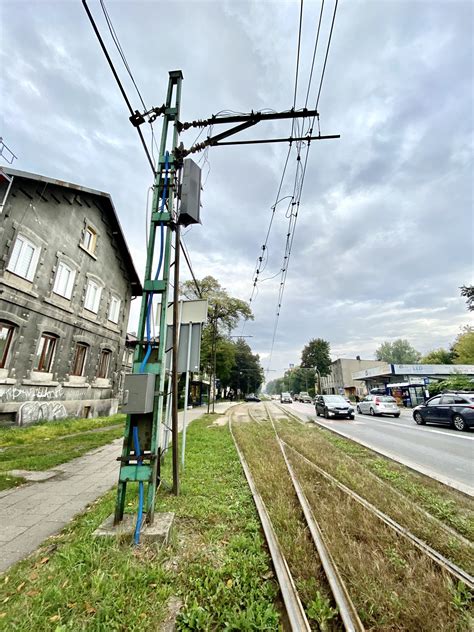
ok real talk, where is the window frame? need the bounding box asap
[53,260,76,300]
[84,279,102,314]
[0,321,15,369]
[35,334,58,373]
[427,396,442,407]
[71,342,89,377]
[81,225,97,255]
[97,349,111,379]
[7,233,40,282]
[107,295,121,324]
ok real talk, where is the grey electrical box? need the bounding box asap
[122,373,156,414]
[179,158,201,226]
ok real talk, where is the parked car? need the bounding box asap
[245,393,261,402]
[298,391,312,403]
[413,392,474,431]
[280,392,293,404]
[315,395,354,419]
[356,395,400,417]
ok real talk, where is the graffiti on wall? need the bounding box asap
[18,401,67,425]
[0,385,65,403]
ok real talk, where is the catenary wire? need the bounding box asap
[81,0,155,175]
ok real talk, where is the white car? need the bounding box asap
[280,392,293,404]
[357,395,400,417]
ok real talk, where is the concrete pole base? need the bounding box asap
[93,512,175,546]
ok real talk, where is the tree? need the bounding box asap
[375,339,421,364]
[426,375,474,397]
[460,285,474,312]
[452,327,474,364]
[300,338,332,376]
[180,276,254,407]
[420,348,454,364]
[228,339,264,395]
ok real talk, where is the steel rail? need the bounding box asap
[228,407,311,631]
[265,404,365,632]
[280,437,474,590]
[276,404,474,549]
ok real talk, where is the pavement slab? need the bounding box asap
[0,402,234,574]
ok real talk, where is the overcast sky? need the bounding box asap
[1,0,472,377]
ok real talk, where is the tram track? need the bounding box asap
[230,401,473,630]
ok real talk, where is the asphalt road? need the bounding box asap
[283,401,474,496]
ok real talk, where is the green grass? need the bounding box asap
[0,415,125,490]
[0,414,281,630]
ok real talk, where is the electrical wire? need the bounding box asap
[315,0,339,110]
[81,0,155,175]
[181,237,202,298]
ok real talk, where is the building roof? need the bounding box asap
[1,167,142,295]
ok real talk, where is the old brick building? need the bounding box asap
[0,167,141,424]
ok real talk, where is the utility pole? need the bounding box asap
[113,70,338,527]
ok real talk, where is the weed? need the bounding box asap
[307,591,338,630]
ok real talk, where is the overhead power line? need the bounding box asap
[81,0,156,175]
[180,237,202,298]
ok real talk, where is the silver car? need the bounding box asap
[357,395,400,417]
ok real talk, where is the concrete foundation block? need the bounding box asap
[93,512,175,546]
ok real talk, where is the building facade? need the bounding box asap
[0,168,141,425]
[320,358,382,397]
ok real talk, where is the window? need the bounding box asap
[97,350,111,378]
[71,343,88,376]
[7,234,40,281]
[441,396,454,405]
[0,322,15,368]
[427,396,442,407]
[84,279,102,313]
[81,225,97,254]
[108,295,121,323]
[53,261,76,299]
[35,334,57,372]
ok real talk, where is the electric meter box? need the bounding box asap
[179,158,201,226]
[122,373,156,414]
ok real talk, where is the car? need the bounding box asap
[298,391,312,403]
[356,394,400,417]
[280,392,293,404]
[413,392,474,431]
[315,395,354,419]
[245,393,261,402]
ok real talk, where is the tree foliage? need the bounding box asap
[420,348,454,364]
[452,326,474,364]
[228,339,264,394]
[460,285,474,312]
[427,375,474,397]
[375,339,421,364]
[300,338,332,376]
[265,366,317,397]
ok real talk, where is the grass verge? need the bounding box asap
[232,416,340,631]
[276,418,474,574]
[235,411,473,630]
[0,415,125,490]
[0,413,281,630]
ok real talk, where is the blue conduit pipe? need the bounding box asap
[132,425,144,545]
[139,151,170,373]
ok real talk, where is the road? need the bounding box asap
[282,401,474,496]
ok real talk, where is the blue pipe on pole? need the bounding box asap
[132,425,143,545]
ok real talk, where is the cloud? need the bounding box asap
[1,0,472,380]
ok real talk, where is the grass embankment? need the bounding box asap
[234,414,473,631]
[0,414,281,630]
[0,415,125,491]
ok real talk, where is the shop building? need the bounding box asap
[320,358,382,397]
[352,363,474,407]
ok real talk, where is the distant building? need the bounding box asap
[0,167,141,425]
[320,358,382,397]
[352,363,474,407]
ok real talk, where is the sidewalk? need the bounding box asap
[0,402,233,573]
